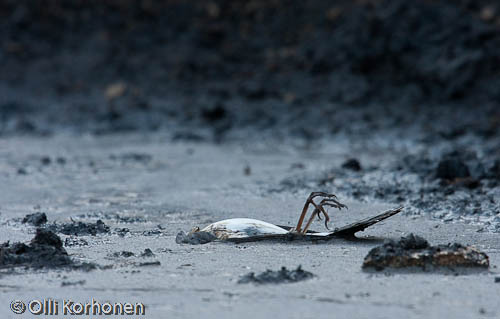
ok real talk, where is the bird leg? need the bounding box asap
[294,192,347,234]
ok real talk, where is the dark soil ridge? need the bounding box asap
[1,0,499,137]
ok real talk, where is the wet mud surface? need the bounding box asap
[0,136,498,319]
[363,234,490,271]
[1,1,500,318]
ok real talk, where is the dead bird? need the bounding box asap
[177,192,403,244]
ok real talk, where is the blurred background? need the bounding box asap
[1,0,499,140]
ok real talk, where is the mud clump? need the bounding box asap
[47,220,110,236]
[342,159,362,171]
[176,230,217,245]
[0,229,72,269]
[238,266,314,284]
[22,212,47,226]
[363,234,489,271]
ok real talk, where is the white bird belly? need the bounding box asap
[201,218,289,239]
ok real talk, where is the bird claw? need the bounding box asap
[295,192,347,234]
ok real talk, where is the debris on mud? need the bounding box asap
[64,237,89,247]
[0,229,90,270]
[22,212,47,226]
[78,212,147,224]
[47,220,110,236]
[112,251,135,258]
[114,228,130,237]
[362,234,489,271]
[176,230,217,245]
[109,152,152,164]
[61,280,86,287]
[137,261,161,267]
[140,249,155,258]
[280,147,500,231]
[142,229,162,236]
[238,266,314,284]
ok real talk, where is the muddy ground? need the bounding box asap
[0,136,499,319]
[1,0,500,318]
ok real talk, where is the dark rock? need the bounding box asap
[175,230,217,245]
[363,234,489,271]
[342,159,362,171]
[238,266,314,284]
[22,212,47,226]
